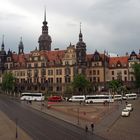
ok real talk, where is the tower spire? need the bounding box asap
[43,7,47,25]
[79,22,83,42]
[44,7,46,22]
[1,35,5,51]
[18,36,24,54]
[80,22,81,34]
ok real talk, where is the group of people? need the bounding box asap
[85,123,94,133]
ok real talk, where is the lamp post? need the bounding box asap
[77,108,80,125]
[15,118,18,139]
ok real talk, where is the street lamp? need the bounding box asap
[77,108,80,125]
[15,118,18,139]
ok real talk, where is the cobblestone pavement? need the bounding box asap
[24,99,140,140]
[99,99,140,140]
[0,110,32,140]
[24,101,123,133]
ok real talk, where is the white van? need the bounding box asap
[69,95,85,102]
[114,95,122,100]
[123,93,137,100]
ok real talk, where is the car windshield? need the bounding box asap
[127,104,132,107]
[123,109,128,112]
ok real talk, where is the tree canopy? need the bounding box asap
[2,72,15,93]
[108,79,123,94]
[132,63,140,88]
[72,74,90,94]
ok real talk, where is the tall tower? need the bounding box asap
[0,35,6,73]
[18,37,24,54]
[0,35,6,55]
[38,8,52,51]
[76,23,86,65]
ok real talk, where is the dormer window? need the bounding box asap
[117,64,121,67]
[34,57,38,61]
[7,57,11,61]
[40,56,45,60]
[112,64,114,67]
[94,55,100,61]
[29,57,32,61]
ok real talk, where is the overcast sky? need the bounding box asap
[0,0,140,56]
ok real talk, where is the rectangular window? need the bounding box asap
[48,70,53,75]
[48,78,53,83]
[97,77,100,82]
[89,77,92,82]
[97,70,100,75]
[112,71,114,75]
[65,76,71,83]
[124,77,127,81]
[65,68,71,75]
[93,70,96,75]
[89,70,92,75]
[56,69,62,75]
[93,77,96,82]
[124,70,127,75]
[34,63,38,68]
[28,64,31,68]
[41,63,45,67]
[56,86,62,91]
[56,78,62,83]
[131,77,134,81]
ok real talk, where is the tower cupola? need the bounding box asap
[38,8,52,51]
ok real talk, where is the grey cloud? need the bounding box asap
[1,0,140,55]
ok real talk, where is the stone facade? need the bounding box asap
[0,11,140,95]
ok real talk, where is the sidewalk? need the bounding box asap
[0,110,32,140]
[25,101,124,135]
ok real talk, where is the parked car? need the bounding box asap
[121,109,130,117]
[126,104,133,111]
[48,96,63,102]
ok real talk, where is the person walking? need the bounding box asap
[85,125,88,133]
[91,123,94,133]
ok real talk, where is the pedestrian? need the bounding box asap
[85,125,88,133]
[91,123,94,133]
[125,101,128,105]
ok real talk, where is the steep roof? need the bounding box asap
[45,50,65,62]
[109,56,128,68]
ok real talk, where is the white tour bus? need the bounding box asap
[69,95,85,102]
[85,95,114,104]
[20,92,45,101]
[123,93,137,100]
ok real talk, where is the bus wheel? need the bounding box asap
[90,101,93,104]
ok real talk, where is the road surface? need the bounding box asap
[0,95,105,140]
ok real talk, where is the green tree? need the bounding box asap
[2,72,15,94]
[108,80,123,95]
[132,63,140,92]
[72,74,90,95]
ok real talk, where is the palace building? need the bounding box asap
[0,10,140,95]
